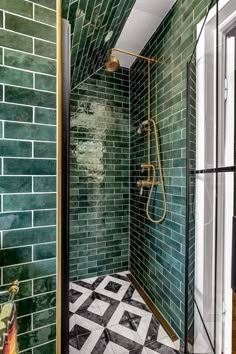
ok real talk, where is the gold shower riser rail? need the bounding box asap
[107,46,167,223]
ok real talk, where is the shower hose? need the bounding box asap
[146,119,167,223]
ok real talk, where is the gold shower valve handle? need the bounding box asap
[137,179,159,188]
[141,163,152,168]
[141,163,152,173]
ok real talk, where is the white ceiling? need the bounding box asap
[115,0,176,68]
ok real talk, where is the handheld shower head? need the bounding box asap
[104,52,120,72]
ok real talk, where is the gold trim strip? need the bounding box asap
[127,273,178,342]
[56,0,62,352]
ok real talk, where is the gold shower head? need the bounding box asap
[104,52,120,72]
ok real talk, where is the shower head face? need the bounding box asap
[104,54,120,72]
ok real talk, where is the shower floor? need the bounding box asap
[69,272,179,354]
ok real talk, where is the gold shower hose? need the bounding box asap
[146,119,167,224]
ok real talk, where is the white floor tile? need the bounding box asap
[69,344,80,354]
[110,342,130,354]
[131,289,146,304]
[157,326,169,341]
[103,342,115,354]
[88,298,109,316]
[81,276,99,284]
[157,335,176,349]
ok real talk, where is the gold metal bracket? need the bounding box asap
[8,280,19,296]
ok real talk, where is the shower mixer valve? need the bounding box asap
[137,163,159,195]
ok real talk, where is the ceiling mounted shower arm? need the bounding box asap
[112,48,158,63]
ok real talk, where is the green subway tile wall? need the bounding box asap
[0,0,57,352]
[129,0,212,341]
[63,0,135,87]
[69,67,129,280]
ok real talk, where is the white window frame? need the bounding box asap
[196,1,236,354]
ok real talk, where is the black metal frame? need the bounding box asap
[185,62,191,354]
[196,166,236,174]
[60,18,70,354]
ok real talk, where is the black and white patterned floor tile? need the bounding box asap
[69,272,180,354]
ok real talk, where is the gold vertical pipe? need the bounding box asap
[56,0,62,352]
[147,60,151,181]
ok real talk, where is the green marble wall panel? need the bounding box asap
[63,0,135,87]
[69,67,129,280]
[129,0,213,341]
[0,0,57,352]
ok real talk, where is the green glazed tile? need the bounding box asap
[5,86,56,108]
[33,275,56,295]
[33,308,56,329]
[33,176,56,192]
[62,0,69,18]
[0,176,32,193]
[0,211,32,231]
[0,103,33,122]
[0,0,33,18]
[34,39,56,59]
[73,15,83,45]
[4,158,56,175]
[34,341,56,354]
[0,139,32,157]
[35,107,56,125]
[0,85,3,101]
[4,122,56,141]
[33,340,56,354]
[3,258,56,283]
[34,142,56,158]
[5,13,56,43]
[35,74,56,92]
[16,292,56,317]
[0,247,32,267]
[0,66,33,87]
[29,0,56,10]
[0,11,3,28]
[33,210,56,226]
[3,193,56,211]
[5,49,56,76]
[17,315,32,335]
[34,5,56,26]
[0,48,2,64]
[33,243,56,261]
[3,226,56,247]
[0,29,33,53]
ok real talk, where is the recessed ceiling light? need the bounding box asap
[104,31,113,43]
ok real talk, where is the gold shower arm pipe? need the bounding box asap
[112,48,157,63]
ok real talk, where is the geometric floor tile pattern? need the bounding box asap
[69,272,180,354]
